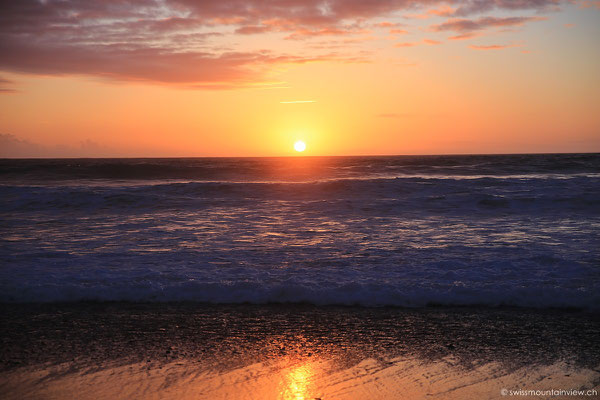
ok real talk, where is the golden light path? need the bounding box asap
[278,361,316,400]
[4,353,596,400]
[294,141,306,152]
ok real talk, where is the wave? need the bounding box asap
[1,154,598,311]
[1,153,598,182]
[2,176,598,215]
[1,279,597,310]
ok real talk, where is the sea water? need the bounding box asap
[1,154,598,308]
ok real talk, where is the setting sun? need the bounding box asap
[294,141,306,152]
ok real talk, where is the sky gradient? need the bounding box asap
[1,0,599,157]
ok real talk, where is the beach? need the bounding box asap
[1,303,599,399]
[1,154,599,399]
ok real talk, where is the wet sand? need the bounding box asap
[1,303,599,399]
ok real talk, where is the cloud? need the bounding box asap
[0,0,570,88]
[432,16,546,33]
[423,39,442,45]
[403,4,456,19]
[395,42,418,47]
[285,27,370,40]
[428,5,456,16]
[0,76,17,93]
[0,37,364,88]
[0,134,45,157]
[448,32,480,40]
[578,0,600,9]
[451,0,563,16]
[468,43,519,50]
[431,15,546,40]
[0,42,257,84]
[235,25,275,34]
[376,21,403,28]
[0,134,117,158]
[1,0,402,87]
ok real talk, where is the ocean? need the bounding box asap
[1,153,599,309]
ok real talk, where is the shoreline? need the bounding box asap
[1,303,599,399]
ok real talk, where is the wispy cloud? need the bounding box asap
[285,27,370,40]
[404,5,456,19]
[431,16,547,35]
[448,32,481,40]
[578,0,600,9]
[452,0,563,16]
[376,21,403,28]
[0,76,17,93]
[469,43,520,50]
[395,42,418,47]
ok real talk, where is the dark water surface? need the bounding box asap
[1,154,599,308]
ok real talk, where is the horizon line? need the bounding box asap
[1,151,598,160]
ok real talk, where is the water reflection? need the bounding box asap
[5,354,593,400]
[278,360,317,400]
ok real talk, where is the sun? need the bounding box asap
[294,140,306,152]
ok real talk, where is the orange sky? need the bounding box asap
[0,0,599,157]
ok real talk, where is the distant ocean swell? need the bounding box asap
[1,154,599,308]
[2,176,599,214]
[1,153,599,181]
